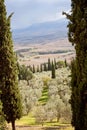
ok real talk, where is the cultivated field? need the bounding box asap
[14,38,75,66]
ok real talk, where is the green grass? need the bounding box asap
[42,91,48,96]
[14,114,74,130]
[16,114,35,126]
[63,127,74,130]
[38,86,49,105]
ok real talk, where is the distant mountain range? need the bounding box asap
[12,18,68,45]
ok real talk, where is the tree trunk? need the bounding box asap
[75,128,80,130]
[57,113,60,122]
[11,120,16,130]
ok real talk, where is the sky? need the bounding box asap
[5,0,71,29]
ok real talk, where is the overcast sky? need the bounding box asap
[5,0,71,29]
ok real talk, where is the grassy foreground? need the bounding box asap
[8,114,74,130]
[15,114,35,126]
[7,114,74,130]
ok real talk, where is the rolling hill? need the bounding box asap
[12,18,68,45]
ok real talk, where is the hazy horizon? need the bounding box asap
[5,0,71,30]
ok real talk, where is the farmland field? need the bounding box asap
[15,38,75,66]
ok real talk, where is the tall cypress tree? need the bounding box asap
[0,1,22,130]
[44,63,47,71]
[51,61,56,79]
[64,0,87,130]
[40,64,43,72]
[48,58,52,71]
[37,65,39,72]
[32,64,35,73]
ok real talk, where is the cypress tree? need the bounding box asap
[32,64,35,73]
[37,65,39,72]
[48,58,52,71]
[51,61,56,79]
[44,63,47,71]
[64,0,87,130]
[0,1,22,130]
[64,59,68,67]
[40,64,43,72]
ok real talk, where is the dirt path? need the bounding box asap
[15,125,69,130]
[16,126,43,130]
[8,124,73,130]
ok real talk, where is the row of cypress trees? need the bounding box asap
[29,59,56,78]
[29,59,67,79]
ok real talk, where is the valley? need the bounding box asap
[14,38,75,66]
[13,19,75,67]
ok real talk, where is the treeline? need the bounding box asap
[18,58,69,82]
[31,58,68,73]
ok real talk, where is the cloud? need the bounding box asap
[5,0,71,29]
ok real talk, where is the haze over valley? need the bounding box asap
[13,18,75,66]
[13,18,68,45]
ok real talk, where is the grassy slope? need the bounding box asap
[38,86,49,105]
